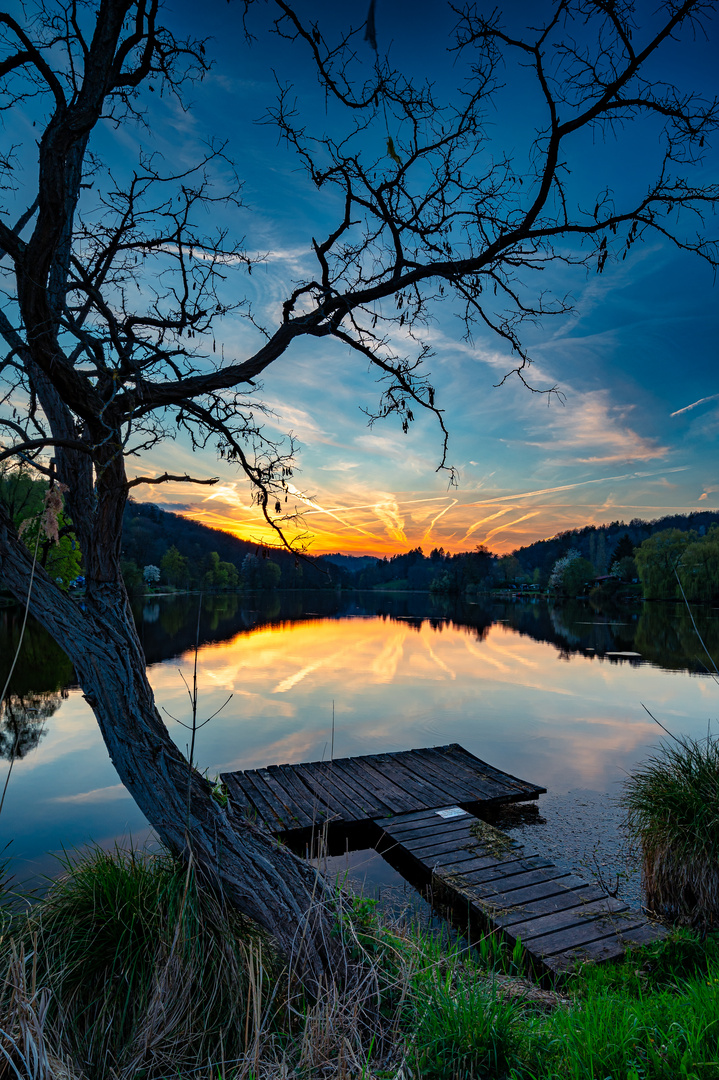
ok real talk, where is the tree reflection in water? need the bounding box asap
[0,689,66,760]
[0,604,74,766]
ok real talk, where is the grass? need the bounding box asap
[1,846,718,1079]
[621,733,719,926]
[3,845,279,1080]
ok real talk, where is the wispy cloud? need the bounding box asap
[670,394,719,417]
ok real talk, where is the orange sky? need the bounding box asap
[154,462,711,558]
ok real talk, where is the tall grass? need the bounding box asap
[10,845,278,1080]
[2,845,718,1080]
[622,734,719,926]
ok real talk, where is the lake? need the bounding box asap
[2,591,717,905]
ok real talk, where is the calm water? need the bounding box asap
[1,591,718,901]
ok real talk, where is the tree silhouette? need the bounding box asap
[0,0,717,982]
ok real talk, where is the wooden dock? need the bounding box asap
[221,743,545,834]
[375,806,664,974]
[223,744,664,974]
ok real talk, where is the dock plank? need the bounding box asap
[376,805,664,977]
[223,743,661,978]
[269,764,328,826]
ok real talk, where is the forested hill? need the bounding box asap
[511,509,719,580]
[119,500,719,594]
[121,500,349,589]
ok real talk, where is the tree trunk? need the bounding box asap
[0,503,340,990]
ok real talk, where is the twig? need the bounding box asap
[674,565,719,681]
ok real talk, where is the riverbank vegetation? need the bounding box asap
[1,845,718,1080]
[2,471,718,602]
[623,732,719,929]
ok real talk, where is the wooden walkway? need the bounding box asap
[223,743,664,973]
[375,806,665,974]
[221,743,545,835]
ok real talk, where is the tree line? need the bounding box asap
[4,469,717,602]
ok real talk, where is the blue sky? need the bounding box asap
[11,0,718,554]
[124,1,719,553]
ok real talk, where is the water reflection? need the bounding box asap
[1,592,717,888]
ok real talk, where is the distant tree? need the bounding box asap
[548,550,580,591]
[143,564,161,586]
[635,530,695,600]
[611,555,637,583]
[677,526,719,603]
[161,545,190,589]
[612,533,636,563]
[120,558,144,593]
[242,552,280,590]
[562,557,596,597]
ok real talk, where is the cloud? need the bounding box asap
[52,784,131,804]
[373,497,407,544]
[518,391,668,463]
[670,394,719,417]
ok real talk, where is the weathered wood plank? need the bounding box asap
[231,770,285,830]
[410,747,508,801]
[291,763,355,820]
[248,768,301,830]
[444,744,546,797]
[530,912,648,957]
[420,745,522,797]
[329,759,395,818]
[492,884,612,925]
[296,762,368,821]
[498,895,630,941]
[369,753,452,805]
[350,759,421,812]
[270,764,330,826]
[259,767,316,829]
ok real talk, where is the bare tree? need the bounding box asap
[0,0,717,982]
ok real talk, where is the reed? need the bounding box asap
[621,734,719,927]
[13,844,277,1080]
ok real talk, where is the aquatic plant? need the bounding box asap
[622,733,719,927]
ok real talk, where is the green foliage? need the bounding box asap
[160,543,190,587]
[561,556,595,597]
[678,525,719,603]
[3,847,719,1080]
[635,529,695,600]
[120,557,144,592]
[0,467,82,588]
[15,844,276,1080]
[525,970,719,1080]
[242,552,281,590]
[411,974,521,1079]
[622,735,719,925]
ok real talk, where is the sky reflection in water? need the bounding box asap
[1,594,717,888]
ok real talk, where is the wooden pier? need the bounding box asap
[374,805,664,975]
[221,743,545,834]
[222,744,664,975]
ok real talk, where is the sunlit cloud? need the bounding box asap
[483,511,541,545]
[373,496,407,544]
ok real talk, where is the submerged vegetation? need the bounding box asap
[1,845,719,1080]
